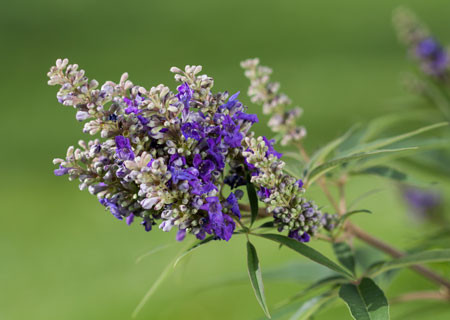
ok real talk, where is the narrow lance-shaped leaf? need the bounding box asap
[339,277,389,320]
[173,236,215,268]
[132,241,195,318]
[254,233,354,279]
[306,148,416,186]
[304,124,359,177]
[289,293,337,320]
[341,122,448,156]
[277,275,347,309]
[338,209,372,226]
[333,242,356,275]
[246,175,259,226]
[368,249,450,277]
[247,240,271,318]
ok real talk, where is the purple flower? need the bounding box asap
[220,91,241,111]
[126,214,135,225]
[403,187,442,217]
[54,165,70,176]
[288,230,310,242]
[193,154,215,182]
[176,229,187,241]
[263,136,283,159]
[115,136,135,160]
[141,216,153,232]
[225,192,241,218]
[257,187,271,200]
[170,167,198,184]
[234,111,258,124]
[222,115,243,148]
[296,179,304,188]
[206,137,225,170]
[176,82,194,111]
[100,198,124,220]
[181,122,204,141]
[415,37,449,76]
[200,197,236,241]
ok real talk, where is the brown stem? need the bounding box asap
[348,222,450,290]
[391,290,450,304]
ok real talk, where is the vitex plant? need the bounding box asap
[48,53,450,319]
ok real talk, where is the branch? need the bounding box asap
[391,290,450,304]
[348,222,450,290]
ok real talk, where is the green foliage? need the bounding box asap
[339,278,389,320]
[333,242,356,275]
[288,293,336,320]
[306,148,416,186]
[247,177,260,226]
[254,233,354,279]
[173,236,215,269]
[368,249,450,277]
[304,122,448,185]
[247,240,271,318]
[338,210,372,227]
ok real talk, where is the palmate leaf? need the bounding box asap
[333,242,356,275]
[368,249,450,277]
[339,278,389,320]
[305,148,416,186]
[254,233,354,279]
[247,240,271,318]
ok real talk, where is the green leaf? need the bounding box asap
[341,122,448,156]
[368,249,450,277]
[277,275,347,308]
[306,148,416,186]
[339,210,372,225]
[339,278,389,320]
[254,233,353,279]
[258,221,275,229]
[356,111,434,144]
[135,244,172,264]
[350,165,431,187]
[352,166,407,181]
[132,241,195,318]
[333,242,356,275]
[246,175,259,226]
[305,125,359,176]
[247,240,271,318]
[173,236,215,269]
[289,293,336,320]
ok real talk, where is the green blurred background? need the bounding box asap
[2,0,450,319]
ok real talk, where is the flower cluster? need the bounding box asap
[241,58,306,146]
[49,58,329,243]
[393,8,449,78]
[242,136,334,241]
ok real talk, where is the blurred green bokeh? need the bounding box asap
[1,1,450,319]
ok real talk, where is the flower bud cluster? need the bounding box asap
[242,137,328,242]
[241,58,306,146]
[50,58,327,243]
[393,8,449,78]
